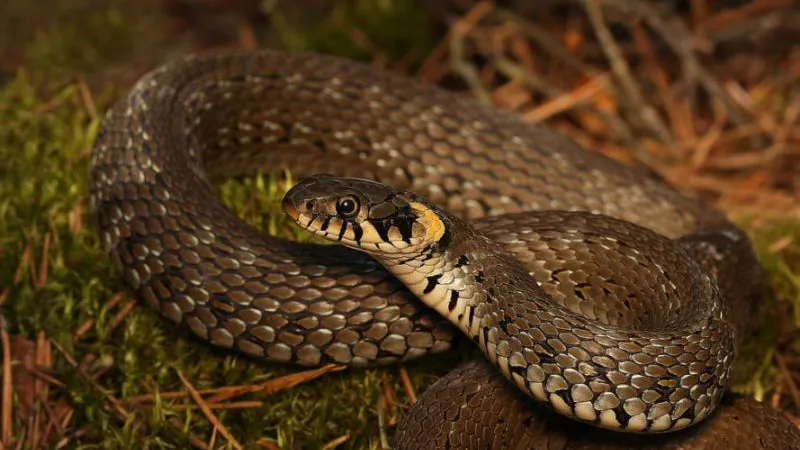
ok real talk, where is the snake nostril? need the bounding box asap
[305,200,316,211]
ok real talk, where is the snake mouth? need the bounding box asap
[282,196,301,222]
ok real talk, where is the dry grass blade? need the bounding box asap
[776,352,800,414]
[607,0,751,127]
[147,400,263,411]
[398,367,417,405]
[72,291,126,342]
[522,73,611,123]
[48,341,131,420]
[77,78,97,121]
[176,370,243,450]
[206,363,345,404]
[417,0,494,84]
[322,434,350,449]
[584,0,672,143]
[255,438,281,449]
[169,417,210,450]
[1,322,13,446]
[698,0,795,34]
[124,364,346,407]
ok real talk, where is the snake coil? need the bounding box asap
[89,50,800,449]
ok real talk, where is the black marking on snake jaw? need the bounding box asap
[455,255,469,268]
[423,275,442,294]
[371,219,391,243]
[320,217,331,232]
[395,218,413,244]
[352,222,364,244]
[337,222,348,241]
[448,290,460,311]
[304,214,318,228]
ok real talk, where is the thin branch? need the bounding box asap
[583,0,673,143]
[605,0,752,127]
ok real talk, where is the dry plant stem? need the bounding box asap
[448,2,495,104]
[48,341,131,422]
[170,417,210,450]
[1,321,13,447]
[492,56,640,148]
[377,394,390,450]
[417,1,494,83]
[176,370,243,450]
[322,434,350,449]
[492,9,596,76]
[583,0,673,143]
[495,57,643,153]
[522,73,613,123]
[776,352,800,414]
[602,0,752,129]
[698,0,796,45]
[399,367,417,405]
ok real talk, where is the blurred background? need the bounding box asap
[0,1,798,448]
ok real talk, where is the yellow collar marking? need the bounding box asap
[409,202,445,243]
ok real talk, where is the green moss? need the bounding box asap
[729,216,800,398]
[23,9,132,84]
[749,218,800,327]
[269,0,435,65]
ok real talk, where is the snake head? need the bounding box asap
[283,174,448,255]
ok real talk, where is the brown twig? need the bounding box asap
[176,370,243,450]
[322,434,350,449]
[492,8,596,76]
[583,0,673,143]
[698,0,794,34]
[398,367,417,405]
[606,0,752,128]
[522,72,612,123]
[76,78,97,121]
[1,319,13,446]
[72,291,127,342]
[48,341,132,421]
[775,352,800,414]
[448,2,496,104]
[492,57,638,146]
[417,0,495,84]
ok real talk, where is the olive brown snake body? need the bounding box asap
[89,50,800,449]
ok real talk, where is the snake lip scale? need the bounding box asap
[89,49,800,449]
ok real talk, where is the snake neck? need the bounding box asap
[374,219,547,339]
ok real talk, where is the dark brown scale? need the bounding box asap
[88,50,794,448]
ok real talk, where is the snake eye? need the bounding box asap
[336,196,359,217]
[305,200,316,211]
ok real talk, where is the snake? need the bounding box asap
[88,49,800,449]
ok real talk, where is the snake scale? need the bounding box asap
[89,50,800,448]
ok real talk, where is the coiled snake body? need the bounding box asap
[89,50,800,448]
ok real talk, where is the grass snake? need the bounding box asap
[89,50,800,449]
